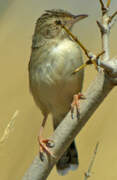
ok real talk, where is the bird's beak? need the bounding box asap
[73,14,88,23]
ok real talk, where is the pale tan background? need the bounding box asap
[0,0,117,180]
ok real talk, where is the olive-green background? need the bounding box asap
[0,0,117,179]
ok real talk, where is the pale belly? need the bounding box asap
[29,39,84,118]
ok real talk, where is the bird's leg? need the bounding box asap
[71,93,86,119]
[38,116,55,160]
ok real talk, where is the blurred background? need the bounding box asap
[0,0,117,179]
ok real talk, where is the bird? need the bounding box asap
[28,9,87,175]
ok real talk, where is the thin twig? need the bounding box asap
[74,51,105,74]
[56,20,90,57]
[0,110,19,144]
[56,20,106,73]
[108,11,117,24]
[99,0,107,15]
[61,24,89,57]
[107,0,111,8]
[96,50,105,59]
[96,20,106,34]
[99,0,105,10]
[84,142,99,180]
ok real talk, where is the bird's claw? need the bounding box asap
[71,93,86,119]
[38,137,55,160]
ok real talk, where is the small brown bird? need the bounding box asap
[28,9,87,175]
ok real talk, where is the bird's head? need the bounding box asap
[35,9,88,39]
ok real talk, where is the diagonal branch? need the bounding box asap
[22,66,117,180]
[56,20,90,57]
[56,20,105,73]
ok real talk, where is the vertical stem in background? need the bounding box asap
[84,142,99,180]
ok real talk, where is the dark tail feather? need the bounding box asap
[56,141,79,176]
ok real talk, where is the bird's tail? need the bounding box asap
[56,140,79,176]
[53,115,79,175]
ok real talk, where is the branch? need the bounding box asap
[22,63,117,180]
[97,0,117,61]
[109,11,117,22]
[56,20,90,57]
[108,11,117,28]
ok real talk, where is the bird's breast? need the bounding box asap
[29,38,84,92]
[38,39,83,84]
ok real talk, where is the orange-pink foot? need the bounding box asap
[38,137,55,161]
[71,93,86,119]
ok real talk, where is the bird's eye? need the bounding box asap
[55,20,62,25]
